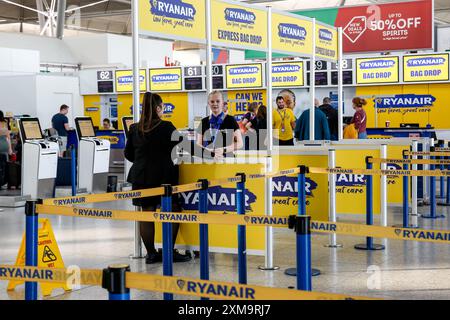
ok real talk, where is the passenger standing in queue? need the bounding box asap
[125,92,191,264]
[196,90,243,159]
[272,96,296,146]
[51,104,70,157]
[351,97,368,139]
[247,105,267,150]
[319,97,338,141]
[294,99,331,141]
[240,102,258,150]
[0,111,12,188]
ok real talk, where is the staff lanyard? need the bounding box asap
[277,108,287,133]
[207,112,225,149]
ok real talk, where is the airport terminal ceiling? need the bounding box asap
[0,0,449,37]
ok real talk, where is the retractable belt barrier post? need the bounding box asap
[439,141,445,199]
[236,173,247,285]
[25,200,39,300]
[289,215,312,291]
[198,179,209,300]
[402,150,410,228]
[71,147,76,196]
[422,148,445,219]
[102,264,131,300]
[438,142,450,207]
[161,184,174,300]
[355,157,385,251]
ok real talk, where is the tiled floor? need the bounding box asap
[1,196,450,300]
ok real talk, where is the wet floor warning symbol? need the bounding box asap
[42,245,57,263]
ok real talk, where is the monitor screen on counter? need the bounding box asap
[75,118,96,138]
[20,118,43,141]
[122,117,133,136]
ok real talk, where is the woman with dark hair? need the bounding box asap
[124,92,190,264]
[247,105,267,150]
[351,97,368,139]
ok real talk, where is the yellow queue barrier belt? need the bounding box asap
[36,205,450,245]
[308,167,450,177]
[42,167,300,206]
[36,205,290,228]
[404,151,450,157]
[368,158,450,165]
[0,265,102,286]
[125,272,373,300]
[435,147,450,152]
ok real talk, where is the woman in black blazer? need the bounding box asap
[125,92,190,264]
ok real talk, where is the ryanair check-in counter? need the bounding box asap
[75,117,111,194]
[19,118,59,200]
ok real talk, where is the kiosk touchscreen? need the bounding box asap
[19,118,59,200]
[75,117,111,193]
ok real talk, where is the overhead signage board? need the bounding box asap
[149,67,182,91]
[356,56,399,85]
[403,53,450,83]
[294,0,433,53]
[115,69,147,92]
[271,11,313,57]
[315,23,338,61]
[211,0,267,51]
[138,0,206,44]
[271,61,304,87]
[225,63,263,89]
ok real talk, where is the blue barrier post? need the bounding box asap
[355,157,385,251]
[236,173,247,285]
[295,215,312,291]
[285,165,320,277]
[161,184,174,300]
[402,150,409,228]
[438,142,450,207]
[439,141,445,199]
[422,148,445,218]
[71,146,76,196]
[25,200,39,300]
[198,179,209,300]
[102,264,130,300]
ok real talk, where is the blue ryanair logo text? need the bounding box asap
[278,23,307,41]
[229,66,259,75]
[150,0,196,21]
[224,8,255,25]
[163,103,175,114]
[319,28,333,41]
[359,59,396,69]
[151,74,180,83]
[272,176,318,198]
[407,57,446,67]
[118,75,144,84]
[336,174,366,187]
[272,64,301,73]
[375,94,436,109]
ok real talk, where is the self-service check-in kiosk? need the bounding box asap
[122,116,133,185]
[19,118,59,199]
[75,117,111,193]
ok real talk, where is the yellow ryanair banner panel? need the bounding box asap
[138,0,206,43]
[211,0,267,50]
[356,57,399,84]
[159,92,189,128]
[225,64,263,89]
[149,67,182,91]
[315,24,338,61]
[272,13,313,56]
[226,89,266,121]
[115,70,147,92]
[403,54,449,83]
[272,61,304,87]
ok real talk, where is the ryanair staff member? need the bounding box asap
[273,96,296,146]
[125,92,190,264]
[196,90,243,159]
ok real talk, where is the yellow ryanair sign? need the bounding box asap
[149,67,182,91]
[356,57,399,85]
[115,70,147,92]
[271,12,313,56]
[315,24,338,61]
[138,0,206,43]
[225,63,263,89]
[403,54,450,83]
[211,0,267,50]
[272,61,304,87]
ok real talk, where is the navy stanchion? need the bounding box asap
[438,142,450,207]
[198,179,209,300]
[102,264,131,300]
[25,200,39,300]
[438,140,445,199]
[402,151,409,228]
[161,184,174,300]
[236,173,247,285]
[422,148,445,219]
[71,146,77,196]
[355,157,385,251]
[285,166,320,277]
[295,215,312,291]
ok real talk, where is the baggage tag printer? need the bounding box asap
[19,118,59,199]
[75,117,110,193]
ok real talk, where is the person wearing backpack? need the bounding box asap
[351,97,368,139]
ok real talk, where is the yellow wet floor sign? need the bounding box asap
[7,218,70,296]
